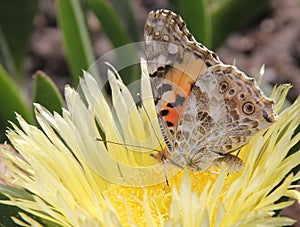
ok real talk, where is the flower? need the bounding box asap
[0,59,300,226]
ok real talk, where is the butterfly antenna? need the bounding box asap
[137,92,164,151]
[96,137,162,152]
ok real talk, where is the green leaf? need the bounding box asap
[171,0,212,47]
[0,185,61,226]
[32,71,64,114]
[88,0,139,84]
[56,0,95,85]
[87,0,133,47]
[0,0,39,81]
[111,0,139,41]
[0,184,33,201]
[0,181,33,226]
[0,193,23,227]
[0,66,32,141]
[211,0,270,49]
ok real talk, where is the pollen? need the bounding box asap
[104,170,223,226]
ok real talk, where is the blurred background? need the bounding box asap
[19,0,300,101]
[0,0,299,225]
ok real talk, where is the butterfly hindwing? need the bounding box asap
[171,64,277,171]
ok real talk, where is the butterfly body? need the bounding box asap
[144,9,277,172]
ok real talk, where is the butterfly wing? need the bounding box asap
[144,9,277,172]
[171,64,277,171]
[144,9,220,150]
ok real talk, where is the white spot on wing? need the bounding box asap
[164,35,169,41]
[168,43,178,54]
[162,91,176,103]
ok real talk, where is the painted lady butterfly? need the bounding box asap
[144,9,277,173]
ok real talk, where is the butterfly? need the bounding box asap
[144,9,277,173]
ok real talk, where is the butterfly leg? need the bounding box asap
[162,158,170,187]
[150,151,171,187]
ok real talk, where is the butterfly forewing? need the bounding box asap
[144,9,220,132]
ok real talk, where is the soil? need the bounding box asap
[25,0,299,225]
[217,0,300,103]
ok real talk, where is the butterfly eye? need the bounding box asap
[242,102,255,115]
[219,81,229,93]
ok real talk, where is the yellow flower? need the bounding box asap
[0,59,300,226]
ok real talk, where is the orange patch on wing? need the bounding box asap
[164,106,179,127]
[161,69,195,128]
[165,68,195,97]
